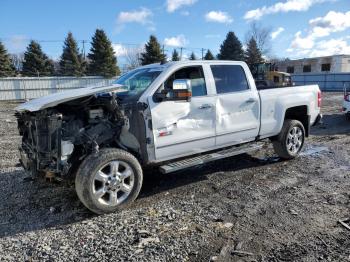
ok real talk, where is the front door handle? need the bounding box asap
[198,104,213,109]
[245,98,257,103]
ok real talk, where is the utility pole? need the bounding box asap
[82,40,86,59]
[180,47,183,61]
[201,48,204,60]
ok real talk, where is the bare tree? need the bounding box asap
[267,57,291,71]
[245,22,272,56]
[124,47,143,70]
[10,52,24,73]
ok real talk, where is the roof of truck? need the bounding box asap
[139,60,247,69]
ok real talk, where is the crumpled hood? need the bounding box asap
[16,84,125,112]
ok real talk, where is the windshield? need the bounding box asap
[113,67,163,98]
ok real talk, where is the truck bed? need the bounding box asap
[258,84,320,139]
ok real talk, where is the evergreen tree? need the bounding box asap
[204,49,214,60]
[171,49,180,61]
[22,40,55,76]
[140,35,166,65]
[189,52,196,60]
[88,29,120,78]
[0,42,16,77]
[244,37,264,68]
[217,32,244,61]
[59,32,85,76]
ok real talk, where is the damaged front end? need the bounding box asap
[16,94,125,178]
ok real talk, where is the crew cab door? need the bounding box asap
[148,65,216,161]
[210,64,260,147]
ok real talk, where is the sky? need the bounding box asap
[0,0,349,67]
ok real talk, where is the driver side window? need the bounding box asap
[163,66,207,97]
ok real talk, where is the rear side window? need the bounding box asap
[211,65,249,94]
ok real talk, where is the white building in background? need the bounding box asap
[277,54,350,74]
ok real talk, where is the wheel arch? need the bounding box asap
[283,105,310,137]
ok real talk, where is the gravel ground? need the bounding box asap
[0,92,349,261]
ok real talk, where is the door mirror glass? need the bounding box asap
[154,79,192,102]
[173,79,191,90]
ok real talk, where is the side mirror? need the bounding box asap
[173,79,191,91]
[154,79,192,102]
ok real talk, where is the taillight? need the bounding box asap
[317,91,322,108]
[345,94,350,102]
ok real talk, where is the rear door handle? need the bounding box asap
[245,98,257,103]
[198,103,213,109]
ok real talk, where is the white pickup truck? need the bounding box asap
[16,61,322,214]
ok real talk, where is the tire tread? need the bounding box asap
[75,148,143,214]
[272,119,305,160]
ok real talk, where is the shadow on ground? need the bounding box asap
[140,153,280,199]
[311,113,350,136]
[0,154,280,238]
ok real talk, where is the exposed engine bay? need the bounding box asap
[16,94,145,178]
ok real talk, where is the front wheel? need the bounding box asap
[272,119,305,160]
[75,148,143,214]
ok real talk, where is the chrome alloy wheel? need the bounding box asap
[286,126,303,154]
[92,160,135,206]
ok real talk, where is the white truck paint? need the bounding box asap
[15,84,126,112]
[139,61,322,162]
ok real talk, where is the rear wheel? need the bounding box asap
[75,148,143,214]
[272,119,305,159]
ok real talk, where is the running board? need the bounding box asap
[159,143,263,174]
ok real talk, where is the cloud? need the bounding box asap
[164,34,188,47]
[290,31,315,49]
[309,11,350,38]
[4,35,28,53]
[244,0,328,20]
[310,38,350,57]
[112,44,128,56]
[287,37,350,58]
[271,27,285,39]
[117,8,152,24]
[205,11,233,24]
[116,8,154,32]
[166,0,197,12]
[292,11,350,44]
[286,10,350,58]
[181,53,189,60]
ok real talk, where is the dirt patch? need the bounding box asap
[0,93,350,261]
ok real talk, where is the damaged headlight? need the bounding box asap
[61,140,74,161]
